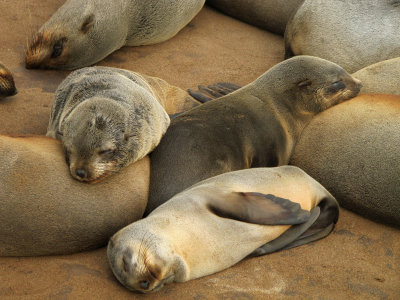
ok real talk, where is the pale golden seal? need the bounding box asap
[291,94,400,227]
[0,135,149,256]
[285,0,400,73]
[108,166,339,293]
[47,66,198,182]
[147,56,362,214]
[25,0,205,69]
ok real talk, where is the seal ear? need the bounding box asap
[207,192,311,225]
[80,14,95,33]
[248,196,339,257]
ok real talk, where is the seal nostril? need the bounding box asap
[139,280,150,290]
[75,169,86,178]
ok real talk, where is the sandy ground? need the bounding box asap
[0,1,399,299]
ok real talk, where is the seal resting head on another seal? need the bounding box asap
[0,63,17,98]
[46,66,173,183]
[108,166,339,293]
[25,0,205,69]
[147,55,362,214]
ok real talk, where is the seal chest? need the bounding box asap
[108,166,339,293]
[47,66,170,182]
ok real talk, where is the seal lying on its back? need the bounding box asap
[0,135,149,256]
[147,56,362,213]
[108,166,339,293]
[207,0,304,35]
[285,0,400,73]
[25,0,205,69]
[0,63,17,98]
[291,94,400,227]
[352,57,400,96]
[47,66,197,183]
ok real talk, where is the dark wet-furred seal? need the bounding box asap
[47,66,198,183]
[0,62,17,98]
[108,166,339,293]
[291,94,400,227]
[147,56,362,213]
[0,135,149,256]
[285,0,400,73]
[25,0,205,69]
[207,0,304,35]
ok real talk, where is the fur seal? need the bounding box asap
[352,57,400,96]
[285,0,400,73]
[0,63,17,97]
[147,56,362,214]
[108,166,339,293]
[291,94,400,227]
[47,66,198,183]
[25,0,205,69]
[207,0,304,35]
[0,135,149,256]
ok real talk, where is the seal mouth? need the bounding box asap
[72,170,114,184]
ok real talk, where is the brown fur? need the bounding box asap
[0,134,150,256]
[0,62,17,97]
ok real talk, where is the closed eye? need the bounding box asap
[98,149,116,156]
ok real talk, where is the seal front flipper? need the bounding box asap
[249,196,339,256]
[208,192,311,225]
[188,82,242,103]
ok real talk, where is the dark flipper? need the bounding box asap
[249,196,339,257]
[208,192,311,226]
[188,82,242,103]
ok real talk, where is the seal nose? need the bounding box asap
[75,168,87,179]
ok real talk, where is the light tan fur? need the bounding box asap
[108,166,338,293]
[352,57,400,95]
[0,135,150,256]
[285,0,400,73]
[25,0,205,69]
[291,94,400,227]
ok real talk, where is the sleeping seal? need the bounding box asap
[108,166,339,293]
[147,56,362,213]
[25,0,205,69]
[285,0,400,73]
[291,94,400,227]
[47,66,200,183]
[0,135,149,256]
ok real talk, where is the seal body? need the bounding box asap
[352,58,400,96]
[46,66,177,182]
[0,135,149,256]
[207,0,304,35]
[108,166,339,293]
[147,56,362,213]
[291,94,400,227]
[0,63,17,98]
[25,0,205,69]
[285,0,400,73]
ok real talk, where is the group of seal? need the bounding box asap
[25,0,205,69]
[47,66,199,182]
[147,55,362,213]
[0,63,17,98]
[108,166,339,293]
[285,0,400,72]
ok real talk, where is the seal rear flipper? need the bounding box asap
[249,196,339,257]
[188,82,242,103]
[208,192,311,225]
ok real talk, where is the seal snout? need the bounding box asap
[75,168,88,180]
